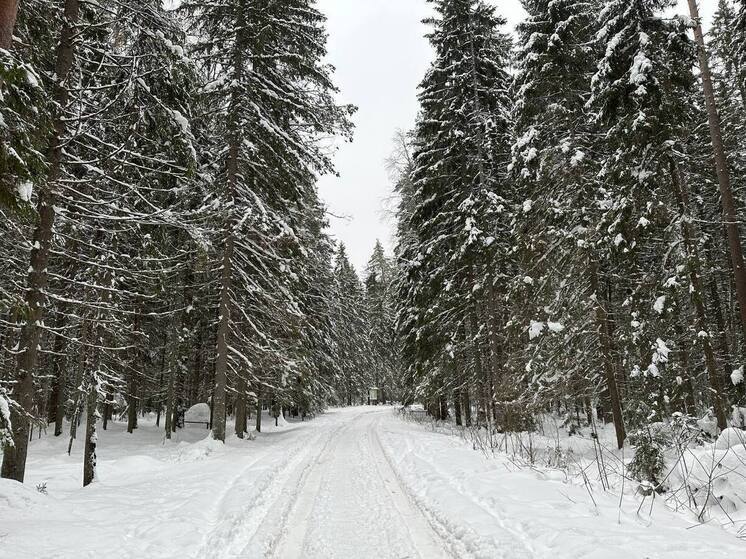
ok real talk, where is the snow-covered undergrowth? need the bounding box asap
[399,409,746,541]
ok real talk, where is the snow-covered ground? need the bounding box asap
[1,407,744,558]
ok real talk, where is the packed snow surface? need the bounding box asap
[1,407,744,558]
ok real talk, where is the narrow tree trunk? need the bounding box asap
[255,389,262,433]
[234,374,247,439]
[439,396,449,421]
[102,389,113,431]
[127,375,138,433]
[2,0,76,478]
[454,386,463,426]
[462,388,472,427]
[589,258,626,449]
[82,377,97,487]
[213,228,232,443]
[67,320,88,456]
[687,0,746,342]
[51,311,69,437]
[0,0,18,49]
[164,307,182,440]
[164,351,176,440]
[670,159,728,429]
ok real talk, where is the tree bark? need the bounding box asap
[462,388,472,427]
[51,311,68,437]
[234,373,247,438]
[454,389,463,426]
[0,0,18,49]
[83,369,98,487]
[687,0,746,343]
[255,389,262,433]
[670,159,728,429]
[1,0,79,482]
[589,259,626,449]
[164,309,182,439]
[164,348,177,440]
[213,228,232,443]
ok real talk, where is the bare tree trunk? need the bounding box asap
[102,389,113,431]
[67,319,88,455]
[164,350,176,440]
[670,160,728,429]
[51,311,68,437]
[82,291,105,488]
[0,0,18,49]
[213,3,246,440]
[1,0,79,482]
[213,227,232,443]
[687,0,746,342]
[83,371,98,487]
[255,389,262,433]
[234,374,247,438]
[454,388,463,426]
[462,388,472,427]
[164,307,182,440]
[589,259,626,449]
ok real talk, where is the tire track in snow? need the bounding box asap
[195,419,340,558]
[266,417,356,558]
[269,409,449,559]
[374,415,537,558]
[365,416,455,559]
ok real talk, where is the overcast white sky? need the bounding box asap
[316,0,718,274]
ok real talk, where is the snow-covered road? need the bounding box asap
[2,406,744,558]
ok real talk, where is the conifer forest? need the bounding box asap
[2,0,746,557]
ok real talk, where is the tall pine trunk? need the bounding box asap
[687,0,746,342]
[234,374,247,438]
[213,0,247,443]
[670,159,728,429]
[589,258,626,449]
[1,0,79,482]
[255,388,262,433]
[0,0,18,49]
[164,309,182,440]
[83,384,97,487]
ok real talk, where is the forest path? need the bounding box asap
[267,409,451,559]
[5,407,745,558]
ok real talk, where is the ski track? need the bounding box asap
[268,411,449,559]
[374,420,535,559]
[197,408,538,559]
[196,417,343,558]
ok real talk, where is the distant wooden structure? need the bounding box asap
[368,387,380,406]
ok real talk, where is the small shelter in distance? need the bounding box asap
[368,387,380,406]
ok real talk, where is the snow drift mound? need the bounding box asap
[0,478,46,510]
[715,428,746,450]
[172,434,224,463]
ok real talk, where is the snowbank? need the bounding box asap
[715,427,746,450]
[382,412,745,558]
[0,478,46,510]
[172,434,225,462]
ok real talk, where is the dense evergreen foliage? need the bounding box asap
[395,0,746,449]
[0,0,390,485]
[2,0,746,491]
